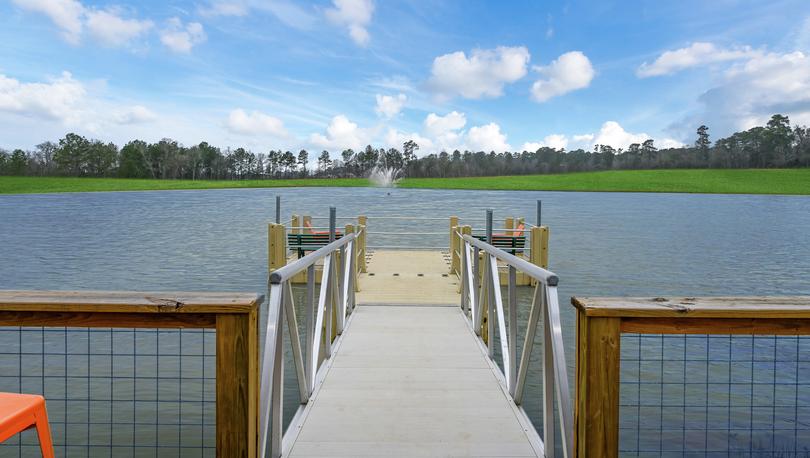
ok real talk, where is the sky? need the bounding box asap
[1,0,809,156]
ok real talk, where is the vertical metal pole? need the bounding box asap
[486,209,493,244]
[541,283,555,457]
[508,265,517,396]
[329,206,336,242]
[305,264,315,393]
[275,195,281,224]
[536,199,542,227]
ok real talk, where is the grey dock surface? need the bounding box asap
[285,250,540,456]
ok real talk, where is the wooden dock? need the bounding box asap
[282,250,541,456]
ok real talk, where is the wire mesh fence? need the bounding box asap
[0,327,216,457]
[619,333,810,457]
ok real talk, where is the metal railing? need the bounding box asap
[258,232,359,458]
[459,234,573,458]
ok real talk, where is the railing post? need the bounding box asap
[329,207,336,242]
[217,309,259,457]
[505,216,514,235]
[275,195,281,224]
[486,209,493,244]
[459,225,472,294]
[507,265,517,396]
[302,215,312,234]
[291,214,300,234]
[530,225,549,286]
[345,224,359,292]
[536,199,542,227]
[358,215,368,273]
[574,312,620,458]
[449,216,459,274]
[268,223,286,272]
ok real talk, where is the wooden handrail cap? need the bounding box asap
[571,296,810,319]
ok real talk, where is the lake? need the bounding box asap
[1,187,809,456]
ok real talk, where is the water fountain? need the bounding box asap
[368,165,401,187]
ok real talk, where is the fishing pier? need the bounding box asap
[1,199,809,457]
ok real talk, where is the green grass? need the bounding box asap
[1,169,809,195]
[401,169,810,195]
[0,176,369,194]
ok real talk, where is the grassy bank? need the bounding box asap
[401,169,810,195]
[1,169,809,195]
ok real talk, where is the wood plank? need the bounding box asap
[216,311,259,458]
[621,317,810,335]
[0,290,262,314]
[572,296,810,318]
[356,251,459,306]
[574,313,620,458]
[0,311,216,328]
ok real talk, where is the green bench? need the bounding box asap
[287,233,343,258]
[471,233,526,255]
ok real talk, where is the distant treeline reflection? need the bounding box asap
[1,114,809,179]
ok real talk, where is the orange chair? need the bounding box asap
[0,393,54,458]
[304,219,342,236]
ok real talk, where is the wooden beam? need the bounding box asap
[574,313,620,458]
[0,311,215,328]
[216,311,259,458]
[621,317,810,335]
[0,290,261,314]
[572,296,810,318]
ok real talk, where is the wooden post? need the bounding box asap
[345,224,359,292]
[268,223,286,272]
[574,312,620,458]
[291,215,300,234]
[358,216,367,273]
[458,225,472,293]
[529,226,549,285]
[302,215,312,234]
[505,217,514,235]
[216,310,259,458]
[449,216,459,275]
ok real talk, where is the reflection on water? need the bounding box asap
[1,187,809,454]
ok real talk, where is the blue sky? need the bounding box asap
[1,0,809,155]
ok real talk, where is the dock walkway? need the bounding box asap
[283,250,540,456]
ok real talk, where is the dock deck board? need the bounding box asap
[287,306,538,456]
[356,250,460,306]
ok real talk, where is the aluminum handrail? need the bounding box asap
[260,230,358,458]
[458,235,572,458]
[462,234,557,286]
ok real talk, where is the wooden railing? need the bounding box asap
[0,290,262,458]
[571,296,810,458]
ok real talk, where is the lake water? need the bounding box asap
[1,187,809,456]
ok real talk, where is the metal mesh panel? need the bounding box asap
[620,334,810,456]
[0,327,216,457]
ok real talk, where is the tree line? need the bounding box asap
[1,114,808,179]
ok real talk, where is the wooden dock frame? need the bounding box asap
[0,290,263,458]
[570,296,810,458]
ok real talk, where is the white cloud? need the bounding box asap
[11,0,85,44]
[466,123,511,152]
[226,109,288,137]
[428,46,530,99]
[383,128,434,151]
[310,114,371,150]
[591,121,649,149]
[531,51,595,102]
[200,1,249,16]
[572,133,594,144]
[374,93,407,119]
[423,111,466,137]
[160,18,206,53]
[85,9,153,47]
[0,71,86,123]
[113,105,156,124]
[637,42,757,78]
[521,134,569,151]
[325,0,374,47]
[693,50,810,133]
